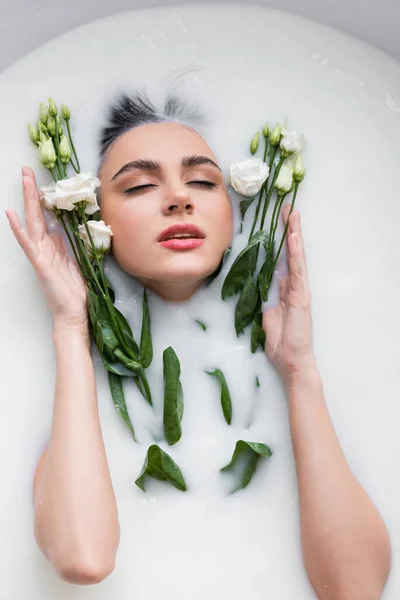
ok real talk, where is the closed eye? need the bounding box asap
[187,180,216,188]
[123,183,157,195]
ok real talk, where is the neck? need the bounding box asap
[138,277,204,302]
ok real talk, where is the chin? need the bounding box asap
[148,254,219,283]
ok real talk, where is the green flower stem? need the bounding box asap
[79,212,138,361]
[66,120,80,173]
[70,212,105,296]
[82,212,109,290]
[259,153,285,231]
[50,169,58,183]
[268,193,287,252]
[248,143,276,241]
[52,120,65,180]
[58,212,83,273]
[269,183,299,276]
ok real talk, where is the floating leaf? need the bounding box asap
[140,289,153,368]
[240,196,256,221]
[255,376,260,388]
[207,247,231,287]
[235,274,259,336]
[163,347,184,445]
[221,231,268,300]
[194,319,207,331]
[206,368,233,425]
[221,440,273,492]
[251,310,266,354]
[257,246,275,302]
[135,444,187,492]
[107,372,135,440]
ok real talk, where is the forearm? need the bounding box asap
[286,368,390,600]
[34,322,120,583]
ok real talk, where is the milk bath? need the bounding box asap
[1,5,400,599]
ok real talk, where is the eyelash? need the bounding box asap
[123,181,217,195]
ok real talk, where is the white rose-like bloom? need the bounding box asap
[78,220,113,257]
[275,165,294,195]
[280,128,305,155]
[229,158,270,197]
[40,173,101,214]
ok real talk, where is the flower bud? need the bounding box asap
[59,134,72,164]
[39,138,57,169]
[293,154,306,183]
[269,123,282,147]
[28,124,39,145]
[262,124,269,138]
[61,104,71,120]
[39,102,49,124]
[274,164,293,195]
[47,115,56,136]
[39,130,48,143]
[250,131,260,155]
[56,115,64,135]
[48,97,58,116]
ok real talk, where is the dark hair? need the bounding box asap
[99,92,203,159]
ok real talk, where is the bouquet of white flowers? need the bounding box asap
[28,99,153,439]
[224,123,306,351]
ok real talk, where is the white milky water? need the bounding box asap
[1,5,400,599]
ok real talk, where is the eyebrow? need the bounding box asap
[110,154,221,181]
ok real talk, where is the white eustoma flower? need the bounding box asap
[229,158,270,197]
[40,173,101,214]
[280,127,305,155]
[275,165,294,195]
[78,220,113,257]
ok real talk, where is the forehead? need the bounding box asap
[100,122,216,177]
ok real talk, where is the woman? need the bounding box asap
[6,94,390,598]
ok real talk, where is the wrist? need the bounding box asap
[283,362,321,393]
[52,319,90,348]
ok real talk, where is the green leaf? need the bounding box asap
[251,310,266,354]
[207,247,231,287]
[140,289,153,368]
[235,274,259,336]
[194,319,207,331]
[221,440,273,492]
[221,231,268,300]
[102,356,133,377]
[257,246,275,302]
[114,308,139,358]
[206,368,233,425]
[107,372,136,440]
[255,375,260,388]
[240,196,256,221]
[135,444,187,492]
[163,347,184,446]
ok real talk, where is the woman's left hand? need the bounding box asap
[262,206,316,385]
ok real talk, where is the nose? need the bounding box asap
[162,186,194,216]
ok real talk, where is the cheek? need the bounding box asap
[207,198,233,246]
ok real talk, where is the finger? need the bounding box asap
[22,167,47,241]
[279,275,288,300]
[287,230,309,297]
[6,209,38,263]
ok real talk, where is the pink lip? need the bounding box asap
[158,223,205,251]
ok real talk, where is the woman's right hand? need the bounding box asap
[6,167,88,332]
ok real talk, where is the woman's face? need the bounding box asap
[99,122,233,300]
